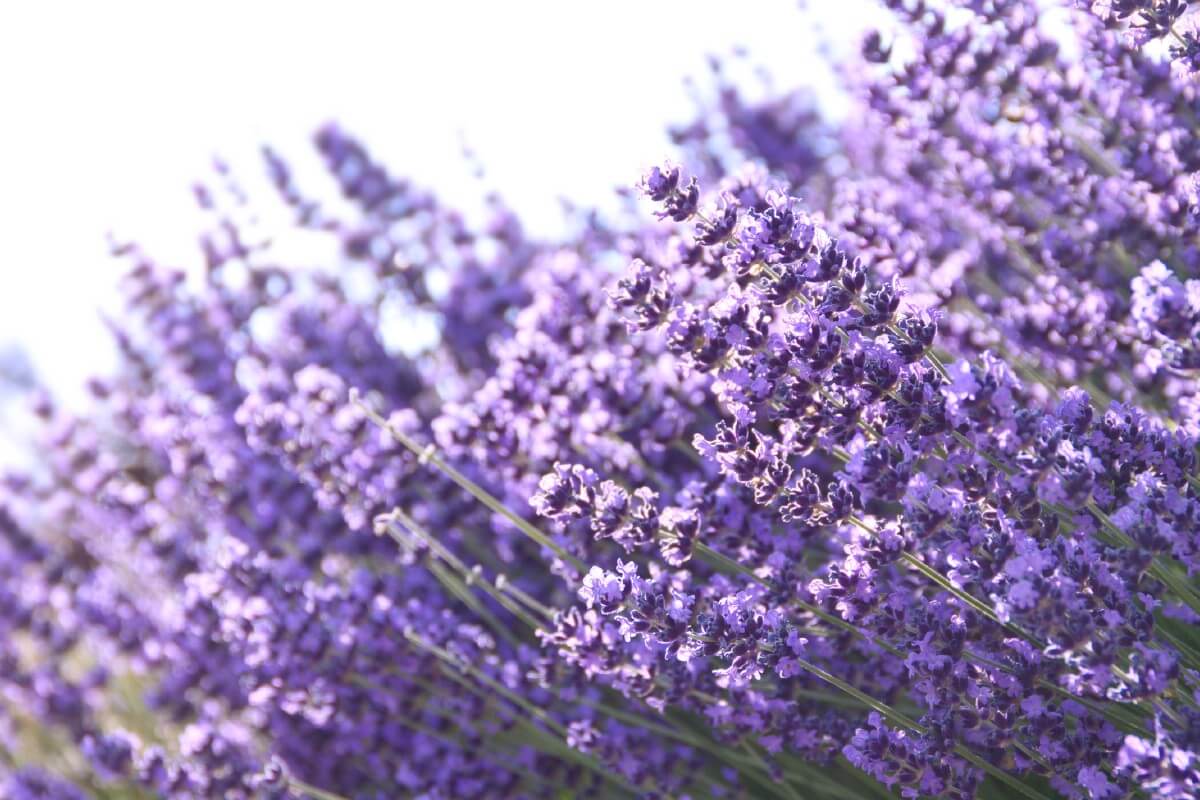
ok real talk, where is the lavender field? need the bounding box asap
[2,2,1200,798]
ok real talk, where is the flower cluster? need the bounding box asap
[4,2,1200,799]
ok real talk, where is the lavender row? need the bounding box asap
[3,2,1200,799]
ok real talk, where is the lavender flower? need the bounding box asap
[7,2,1200,798]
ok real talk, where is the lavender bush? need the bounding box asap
[4,2,1200,798]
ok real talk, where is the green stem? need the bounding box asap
[288,778,353,800]
[792,658,1053,800]
[897,550,1041,646]
[405,631,642,796]
[354,391,585,572]
[387,511,544,630]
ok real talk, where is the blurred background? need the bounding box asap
[0,0,865,460]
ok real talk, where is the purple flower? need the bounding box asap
[9,3,1200,797]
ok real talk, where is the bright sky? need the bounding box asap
[0,1,865,453]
